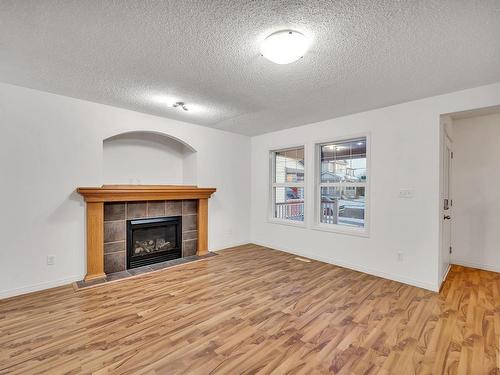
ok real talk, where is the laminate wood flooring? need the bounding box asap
[1,244,499,374]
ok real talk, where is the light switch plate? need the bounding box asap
[47,255,56,266]
[399,189,414,198]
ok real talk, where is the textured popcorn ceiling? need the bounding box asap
[1,1,500,135]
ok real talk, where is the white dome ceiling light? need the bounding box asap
[260,30,309,64]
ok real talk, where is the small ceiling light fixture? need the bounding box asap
[260,30,309,64]
[173,101,188,111]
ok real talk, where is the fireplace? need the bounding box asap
[77,185,216,281]
[127,216,182,269]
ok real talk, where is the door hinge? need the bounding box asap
[451,152,454,159]
[450,199,453,207]
[449,246,452,254]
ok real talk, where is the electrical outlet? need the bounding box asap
[397,251,404,262]
[47,255,56,266]
[399,189,414,198]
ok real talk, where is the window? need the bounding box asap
[318,137,367,229]
[271,147,305,222]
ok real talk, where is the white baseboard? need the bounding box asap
[3,241,450,299]
[440,264,451,289]
[211,241,252,252]
[0,275,82,300]
[252,240,439,292]
[451,259,500,273]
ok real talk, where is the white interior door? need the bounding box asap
[442,138,452,279]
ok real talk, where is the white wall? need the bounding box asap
[103,132,193,185]
[451,112,500,272]
[251,82,500,291]
[0,82,250,298]
[2,81,500,298]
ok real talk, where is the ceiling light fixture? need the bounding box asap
[260,30,309,64]
[173,101,188,111]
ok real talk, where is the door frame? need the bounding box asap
[439,116,453,287]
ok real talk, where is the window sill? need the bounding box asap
[311,223,370,238]
[268,218,307,228]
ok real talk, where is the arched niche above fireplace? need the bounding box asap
[103,131,197,185]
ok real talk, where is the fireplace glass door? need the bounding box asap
[127,216,182,269]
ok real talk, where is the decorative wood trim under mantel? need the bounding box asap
[77,185,216,281]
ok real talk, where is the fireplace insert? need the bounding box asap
[127,216,182,269]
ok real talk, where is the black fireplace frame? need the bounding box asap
[126,216,182,269]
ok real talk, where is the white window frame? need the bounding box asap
[313,134,370,237]
[269,145,306,227]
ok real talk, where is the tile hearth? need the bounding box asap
[75,252,217,290]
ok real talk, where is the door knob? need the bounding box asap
[444,215,451,220]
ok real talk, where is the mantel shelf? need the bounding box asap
[77,185,216,202]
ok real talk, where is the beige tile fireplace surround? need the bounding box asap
[77,185,216,281]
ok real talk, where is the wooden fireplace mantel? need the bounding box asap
[77,185,217,202]
[77,185,216,281]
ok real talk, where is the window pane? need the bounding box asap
[274,187,304,221]
[275,150,287,183]
[274,147,304,183]
[320,139,366,183]
[320,186,365,227]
